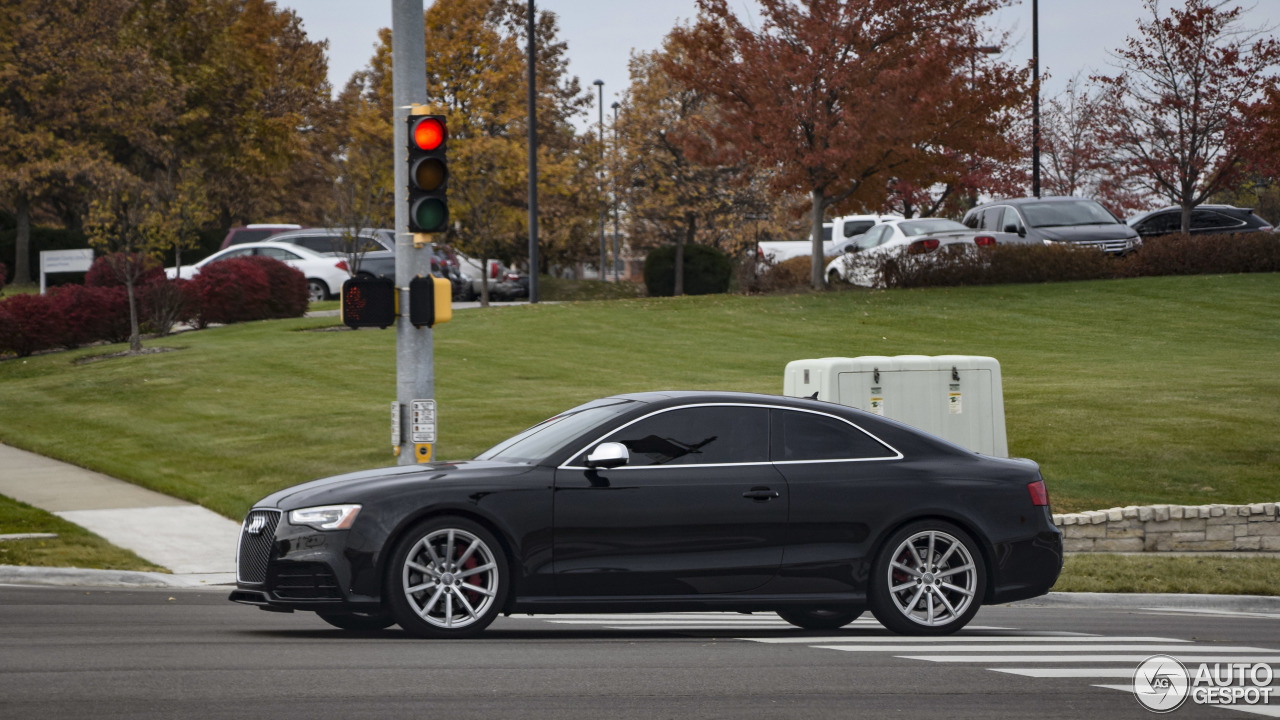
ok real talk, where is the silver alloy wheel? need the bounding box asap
[307,280,327,303]
[401,528,499,629]
[885,529,977,627]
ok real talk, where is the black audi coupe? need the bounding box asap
[230,391,1062,637]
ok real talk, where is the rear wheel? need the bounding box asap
[307,279,329,303]
[868,520,985,635]
[777,605,864,630]
[827,269,842,285]
[317,611,396,631]
[385,517,507,639]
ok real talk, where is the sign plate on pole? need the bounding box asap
[39,249,94,295]
[411,399,436,443]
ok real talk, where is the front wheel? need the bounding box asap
[868,520,985,635]
[385,517,508,639]
[826,269,842,285]
[317,611,397,631]
[777,606,864,630]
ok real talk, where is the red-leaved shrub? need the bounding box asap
[139,278,197,335]
[0,261,7,293]
[85,252,164,288]
[0,293,60,357]
[190,257,271,326]
[45,285,131,348]
[241,255,309,318]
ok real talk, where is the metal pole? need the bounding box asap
[527,0,539,303]
[392,0,431,466]
[1032,0,1041,198]
[611,101,620,282]
[593,79,605,281]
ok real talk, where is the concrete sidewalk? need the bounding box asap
[0,444,238,583]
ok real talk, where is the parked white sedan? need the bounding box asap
[165,241,352,302]
[824,218,997,287]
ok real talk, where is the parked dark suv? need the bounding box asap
[962,197,1141,255]
[219,224,302,250]
[1127,205,1275,238]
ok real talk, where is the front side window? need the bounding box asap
[844,221,875,237]
[980,207,1005,231]
[772,409,897,462]
[590,406,770,467]
[1137,211,1181,235]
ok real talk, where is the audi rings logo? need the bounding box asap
[1134,655,1190,713]
[245,515,268,536]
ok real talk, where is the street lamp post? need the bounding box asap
[611,101,620,282]
[1032,0,1041,198]
[593,79,606,281]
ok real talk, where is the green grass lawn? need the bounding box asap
[0,274,1277,522]
[1053,554,1280,595]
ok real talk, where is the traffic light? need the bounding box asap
[407,113,448,234]
[408,276,453,329]
[341,276,396,329]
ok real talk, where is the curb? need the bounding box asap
[0,565,234,591]
[1012,591,1280,614]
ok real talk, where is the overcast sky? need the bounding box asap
[278,0,1278,124]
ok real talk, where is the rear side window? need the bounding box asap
[1191,210,1245,230]
[772,409,897,462]
[598,406,770,467]
[844,221,874,237]
[228,229,275,245]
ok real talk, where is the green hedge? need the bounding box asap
[643,244,732,297]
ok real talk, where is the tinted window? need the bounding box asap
[599,406,769,466]
[980,207,1005,231]
[844,221,874,237]
[1191,210,1244,230]
[291,235,338,253]
[1137,211,1181,235]
[773,410,896,461]
[228,229,275,246]
[822,225,832,241]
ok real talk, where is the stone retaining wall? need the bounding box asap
[1053,503,1280,552]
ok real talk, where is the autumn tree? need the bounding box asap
[1093,0,1280,232]
[616,43,782,295]
[0,0,175,285]
[664,0,1022,288]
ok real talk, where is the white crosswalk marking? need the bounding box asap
[528,611,1278,715]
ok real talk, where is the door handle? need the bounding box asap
[742,487,780,501]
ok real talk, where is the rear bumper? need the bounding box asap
[987,528,1064,604]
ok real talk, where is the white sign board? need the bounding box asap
[391,401,402,449]
[39,249,94,294]
[411,399,437,443]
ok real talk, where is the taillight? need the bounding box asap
[335,260,350,272]
[974,236,997,247]
[907,239,940,254]
[1028,479,1049,506]
[490,262,500,279]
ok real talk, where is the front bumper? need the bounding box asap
[230,508,381,614]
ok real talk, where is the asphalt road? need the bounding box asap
[2,585,1277,720]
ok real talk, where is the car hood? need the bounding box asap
[252,460,536,511]
[1038,224,1138,242]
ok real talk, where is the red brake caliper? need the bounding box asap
[462,555,481,605]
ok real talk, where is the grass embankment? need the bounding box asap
[1053,554,1280,595]
[0,273,1276,522]
[0,495,164,571]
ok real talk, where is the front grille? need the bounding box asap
[236,509,281,584]
[269,562,342,600]
[1074,238,1132,254]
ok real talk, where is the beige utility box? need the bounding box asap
[783,355,1008,457]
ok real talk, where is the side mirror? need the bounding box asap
[584,442,629,469]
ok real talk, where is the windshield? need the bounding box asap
[1020,200,1119,228]
[475,398,638,464]
[899,219,969,236]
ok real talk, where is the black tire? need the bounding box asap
[827,269,842,285]
[868,520,986,635]
[317,611,397,631]
[385,516,508,639]
[777,605,864,630]
[307,279,329,303]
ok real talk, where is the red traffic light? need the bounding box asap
[412,117,446,151]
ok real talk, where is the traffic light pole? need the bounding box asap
[392,0,434,466]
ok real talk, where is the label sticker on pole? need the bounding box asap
[411,400,436,443]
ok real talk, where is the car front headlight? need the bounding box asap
[288,504,362,531]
